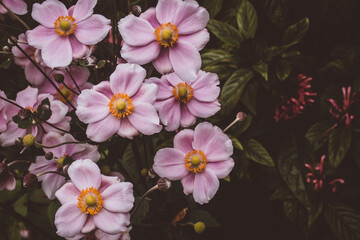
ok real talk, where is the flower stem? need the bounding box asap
[7,160,30,166]
[37,140,89,149]
[130,185,158,215]
[0,1,30,30]
[36,171,66,177]
[65,68,81,93]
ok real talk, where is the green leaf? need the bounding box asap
[0,58,11,69]
[264,0,289,30]
[283,199,308,232]
[324,202,360,240]
[199,0,222,17]
[305,121,333,151]
[207,19,243,46]
[229,135,243,151]
[47,200,61,225]
[201,49,232,67]
[12,194,28,217]
[236,0,258,39]
[131,197,150,225]
[97,60,105,69]
[189,210,220,227]
[252,62,268,81]
[275,59,291,81]
[282,17,310,46]
[269,186,293,201]
[219,68,253,116]
[329,126,352,168]
[244,139,274,166]
[241,81,259,115]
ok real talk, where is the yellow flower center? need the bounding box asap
[56,154,68,168]
[172,82,194,103]
[108,93,134,119]
[54,16,77,36]
[185,149,207,173]
[57,85,74,103]
[155,22,179,48]
[77,187,103,215]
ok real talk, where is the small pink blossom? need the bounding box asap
[118,0,210,82]
[146,70,220,131]
[27,0,111,68]
[0,91,9,133]
[29,132,100,199]
[0,162,16,191]
[328,86,357,127]
[76,63,162,142]
[54,159,134,238]
[0,0,27,15]
[153,122,234,204]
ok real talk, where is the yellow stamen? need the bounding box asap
[185,149,207,173]
[85,195,97,206]
[54,16,77,36]
[155,22,179,48]
[59,19,71,31]
[161,28,173,41]
[77,187,103,215]
[115,100,126,111]
[57,85,74,103]
[172,82,194,103]
[191,156,201,166]
[56,154,68,168]
[108,93,134,119]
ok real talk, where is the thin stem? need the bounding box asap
[65,68,81,93]
[62,81,80,95]
[131,185,158,215]
[36,171,66,177]
[177,222,195,227]
[0,1,30,30]
[223,118,240,133]
[7,160,29,166]
[0,51,12,55]
[37,140,89,149]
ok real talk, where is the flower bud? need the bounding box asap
[140,168,148,176]
[236,112,247,121]
[131,5,142,16]
[54,74,64,83]
[23,134,35,147]
[148,168,156,178]
[18,108,31,120]
[2,46,10,52]
[7,36,17,45]
[194,222,206,234]
[45,152,53,160]
[23,173,38,187]
[157,178,171,192]
[20,228,31,239]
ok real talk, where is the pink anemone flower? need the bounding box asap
[0,162,16,191]
[54,159,134,238]
[0,91,9,133]
[29,132,100,199]
[0,86,71,147]
[76,63,162,142]
[0,0,27,15]
[153,122,234,204]
[26,0,111,68]
[118,0,210,82]
[147,70,220,131]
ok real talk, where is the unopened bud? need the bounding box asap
[236,112,247,121]
[18,108,31,120]
[157,178,171,192]
[45,152,53,160]
[194,222,206,234]
[140,168,148,176]
[7,36,17,45]
[23,134,35,147]
[20,228,30,239]
[101,165,111,175]
[23,173,38,187]
[148,168,156,178]
[131,5,142,16]
[54,74,64,83]
[2,46,10,52]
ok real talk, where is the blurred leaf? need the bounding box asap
[0,58,11,69]
[29,188,51,204]
[269,186,293,201]
[47,200,61,226]
[241,80,259,115]
[207,19,243,46]
[283,199,308,232]
[202,64,234,81]
[201,49,232,67]
[189,210,220,227]
[219,68,253,116]
[229,135,243,151]
[244,139,274,166]
[305,121,333,151]
[252,62,268,81]
[329,126,352,168]
[236,0,257,39]
[97,60,105,69]
[131,197,150,225]
[282,17,310,46]
[264,0,289,30]
[0,181,21,203]
[233,153,250,181]
[281,50,300,58]
[199,0,222,17]
[12,194,28,217]
[231,113,253,137]
[275,59,291,81]
[324,202,360,240]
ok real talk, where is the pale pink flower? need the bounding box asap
[153,122,234,204]
[54,159,134,238]
[27,0,111,68]
[0,86,71,147]
[29,132,100,199]
[0,91,9,133]
[147,70,220,131]
[118,0,210,82]
[0,162,16,191]
[38,66,92,108]
[76,63,162,142]
[328,86,357,127]
[0,0,27,15]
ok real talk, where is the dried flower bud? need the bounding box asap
[131,5,142,16]
[157,178,171,192]
[23,134,35,147]
[2,46,10,52]
[194,222,206,234]
[148,168,156,178]
[140,168,148,176]
[18,108,31,120]
[54,74,64,83]
[45,152,53,160]
[7,36,17,45]
[236,112,247,121]
[23,173,38,187]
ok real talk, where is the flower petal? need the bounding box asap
[42,36,72,68]
[76,89,110,124]
[92,81,113,99]
[191,71,220,102]
[206,158,235,179]
[48,100,69,124]
[2,0,27,15]
[173,2,209,35]
[205,131,233,162]
[24,63,46,86]
[31,0,68,28]
[181,173,195,195]
[16,86,38,108]
[42,173,66,200]
[67,159,101,191]
[131,83,158,104]
[93,210,129,234]
[145,76,173,101]
[55,202,87,238]
[81,216,96,233]
[192,122,217,151]
[174,129,194,154]
[55,182,80,205]
[0,122,26,147]
[140,7,159,28]
[180,29,210,51]
[128,103,162,135]
[26,26,59,49]
[86,114,120,142]
[186,98,220,118]
[101,182,134,213]
[117,117,139,139]
[69,35,88,59]
[121,41,161,65]
[153,148,188,180]
[154,97,181,131]
[98,175,119,193]
[74,14,111,45]
[180,104,197,128]
[152,48,173,74]
[156,0,179,24]
[192,170,219,204]
[72,0,96,22]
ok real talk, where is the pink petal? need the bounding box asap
[76,89,110,124]
[180,29,210,51]
[24,63,46,86]
[101,182,134,213]
[166,72,183,87]
[42,36,72,68]
[192,122,217,151]
[155,97,181,131]
[152,48,173,74]
[156,0,179,24]
[48,100,69,124]
[205,131,233,162]
[42,116,71,134]
[67,159,101,191]
[2,0,27,15]
[153,148,188,180]
[55,182,80,205]
[181,173,195,195]
[16,86,38,108]
[118,14,156,46]
[187,98,221,118]
[55,202,87,238]
[110,63,146,97]
[86,114,120,142]
[98,175,119,193]
[71,144,100,162]
[180,104,197,128]
[72,0,96,22]
[74,14,111,45]
[191,71,220,102]
[31,1,68,28]
[193,171,219,204]
[206,158,235,179]
[128,103,162,135]
[140,7,160,28]
[174,129,194,154]
[92,81,114,99]
[42,173,66,200]
[117,118,139,139]
[121,41,161,65]
[65,66,90,88]
[26,26,58,49]
[95,230,123,240]
[93,210,129,234]
[169,39,201,82]
[173,2,209,35]
[69,35,88,59]
[0,121,26,147]
[81,216,95,233]
[42,132,66,157]
[131,83,158,104]
[145,76,173,100]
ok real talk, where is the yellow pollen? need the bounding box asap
[77,187,103,215]
[57,85,74,103]
[108,93,134,119]
[54,16,77,36]
[56,154,68,168]
[155,22,179,48]
[185,149,207,173]
[173,82,194,103]
[25,106,37,113]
